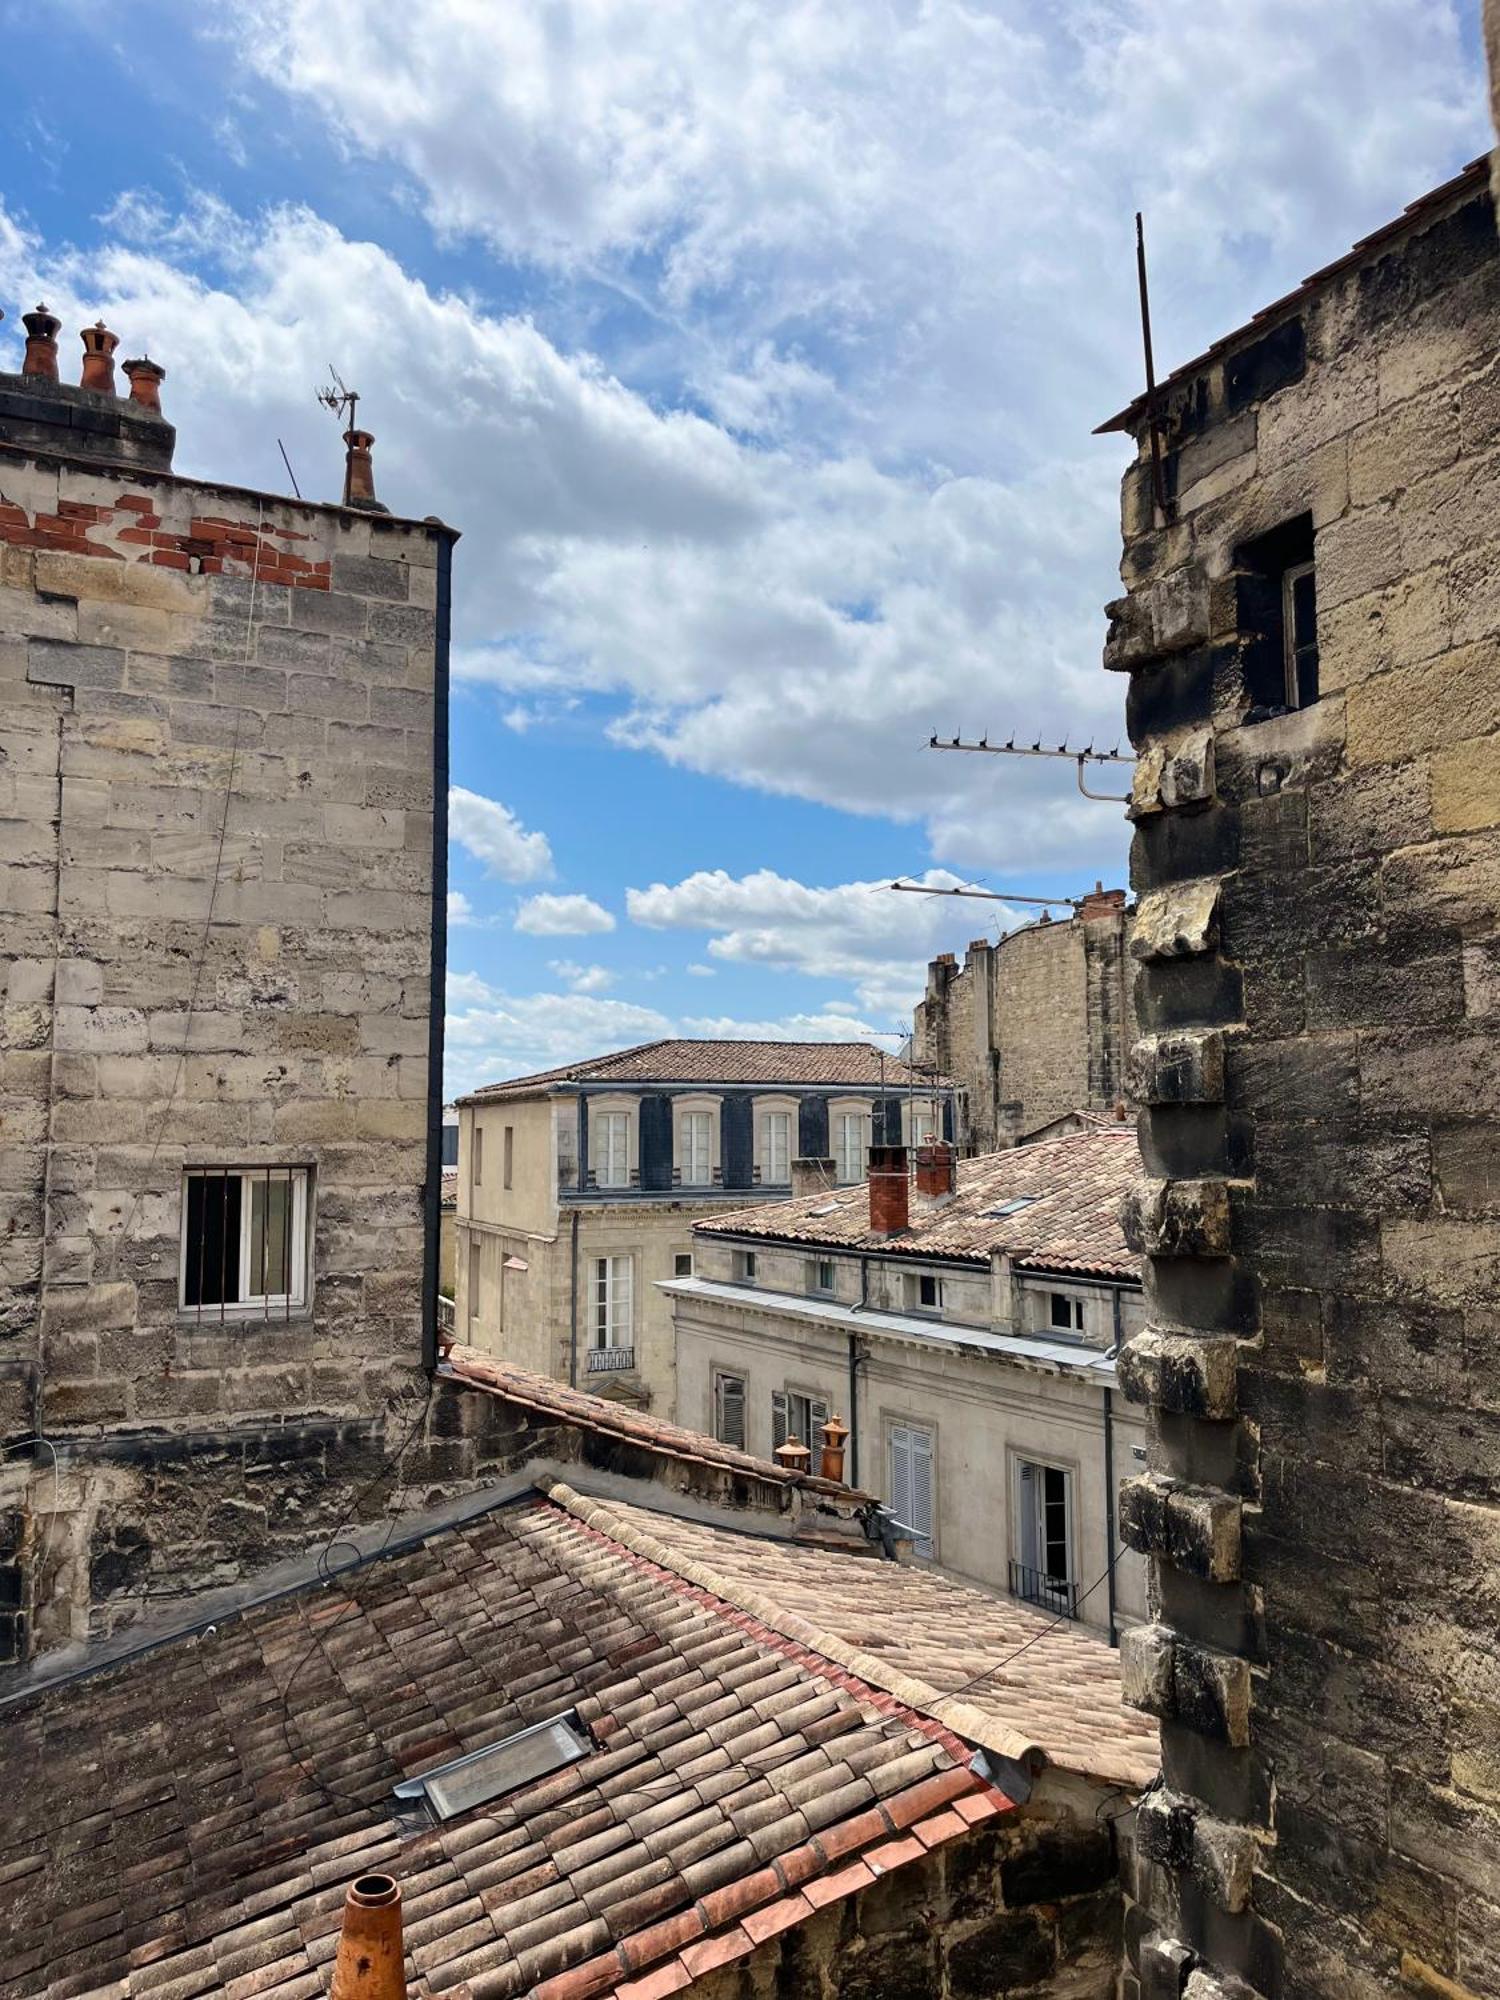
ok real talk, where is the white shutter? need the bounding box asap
[890,1424,934,1558]
[772,1390,789,1452]
[889,1427,912,1536]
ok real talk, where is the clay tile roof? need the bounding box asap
[696,1128,1143,1278]
[442,1347,873,1499]
[1096,154,1493,435]
[543,1484,1158,1793]
[456,1039,954,1105]
[440,1166,459,1208]
[0,1490,1009,2000]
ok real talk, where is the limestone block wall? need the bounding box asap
[1106,169,1500,1997]
[0,437,452,1659]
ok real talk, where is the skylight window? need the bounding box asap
[392,1710,591,1822]
[984,1195,1040,1218]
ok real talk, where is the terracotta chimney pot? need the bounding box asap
[867,1143,909,1237]
[343,426,388,511]
[775,1438,813,1474]
[914,1142,957,1200]
[122,357,166,414]
[818,1413,850,1484]
[330,1873,405,2000]
[80,320,120,396]
[22,303,61,381]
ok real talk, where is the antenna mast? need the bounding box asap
[1135,212,1168,523]
[316,366,361,508]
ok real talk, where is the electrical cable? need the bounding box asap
[938,1543,1130,1703]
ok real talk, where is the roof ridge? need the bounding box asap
[536,1477,1045,1782]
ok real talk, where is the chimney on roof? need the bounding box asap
[914,1141,957,1202]
[22,303,60,381]
[790,1156,836,1197]
[775,1437,813,1473]
[818,1413,849,1484]
[343,427,390,513]
[122,355,166,415]
[868,1143,909,1237]
[330,1873,405,2000]
[1078,882,1127,922]
[79,320,119,396]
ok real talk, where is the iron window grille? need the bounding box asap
[180,1166,310,1320]
[1009,1560,1079,1619]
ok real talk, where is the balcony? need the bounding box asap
[436,1294,455,1336]
[585,1345,636,1375]
[1009,1560,1078,1619]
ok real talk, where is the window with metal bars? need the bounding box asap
[180,1167,310,1317]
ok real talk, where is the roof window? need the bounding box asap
[392,1710,591,1822]
[983,1195,1040,1219]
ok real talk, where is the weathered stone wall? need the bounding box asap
[914,897,1131,1151]
[1108,169,1500,1997]
[0,433,451,1661]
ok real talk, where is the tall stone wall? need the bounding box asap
[914,894,1131,1150]
[0,432,452,1660]
[1108,169,1500,1997]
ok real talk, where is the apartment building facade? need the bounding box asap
[668,1130,1149,1639]
[0,306,453,1660]
[453,1038,954,1416]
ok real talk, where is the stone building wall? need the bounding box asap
[0,374,453,1661]
[914,891,1131,1151]
[1104,162,1500,1997]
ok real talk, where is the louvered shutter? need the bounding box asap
[889,1426,912,1537]
[810,1397,829,1449]
[716,1374,746,1450]
[772,1390,789,1452]
[889,1424,934,1559]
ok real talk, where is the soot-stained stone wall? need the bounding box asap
[0,415,454,1662]
[1106,165,1500,1998]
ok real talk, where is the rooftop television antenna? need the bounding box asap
[316,366,361,507]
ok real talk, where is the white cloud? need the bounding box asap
[448,787,553,881]
[447,890,477,926]
[515,892,617,935]
[444,971,670,1096]
[547,959,617,993]
[627,866,1030,1018]
[685,963,716,978]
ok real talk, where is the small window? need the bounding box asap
[888,1423,934,1558]
[595,1111,631,1188]
[713,1371,747,1449]
[1282,559,1318,709]
[593,1254,632,1349]
[468,1234,481,1321]
[773,1388,828,1455]
[1236,514,1318,714]
[503,1125,514,1190]
[732,1248,757,1284]
[181,1167,310,1315]
[472,1126,483,1187]
[674,1251,694,1279]
[906,1271,943,1313]
[1012,1460,1076,1616]
[810,1258,835,1295]
[393,1710,591,1823]
[984,1195,1039,1220]
[1049,1291,1085,1332]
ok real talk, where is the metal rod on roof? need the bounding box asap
[928,734,1133,764]
[1135,212,1168,523]
[888,881,1082,909]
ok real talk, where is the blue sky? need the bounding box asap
[2,0,1490,1093]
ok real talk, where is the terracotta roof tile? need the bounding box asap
[457,1039,954,1104]
[3,1490,1006,2000]
[695,1128,1142,1278]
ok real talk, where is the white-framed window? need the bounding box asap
[1014,1458,1075,1612]
[732,1248,757,1284]
[180,1167,310,1314]
[674,1251,694,1278]
[594,1109,632,1188]
[714,1371,747,1449]
[831,1103,872,1185]
[593,1254,633,1349]
[888,1422,934,1559]
[809,1258,836,1295]
[906,1271,943,1314]
[1050,1290,1086,1333]
[910,1107,939,1147]
[681,1110,714,1186]
[773,1388,828,1455]
[1282,557,1318,710]
[754,1099,797,1185]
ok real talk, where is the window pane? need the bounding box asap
[247,1175,291,1300]
[184,1173,242,1307]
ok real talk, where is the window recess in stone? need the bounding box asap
[180,1165,310,1319]
[1233,513,1318,717]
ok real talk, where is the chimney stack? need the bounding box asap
[1078,882,1127,922]
[868,1143,909,1237]
[122,356,166,415]
[343,427,389,513]
[914,1142,957,1201]
[79,320,119,396]
[790,1157,836,1198]
[22,304,60,381]
[818,1413,850,1484]
[330,1873,405,1999]
[774,1437,813,1474]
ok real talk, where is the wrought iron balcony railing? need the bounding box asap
[1008,1560,1079,1619]
[585,1345,636,1374]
